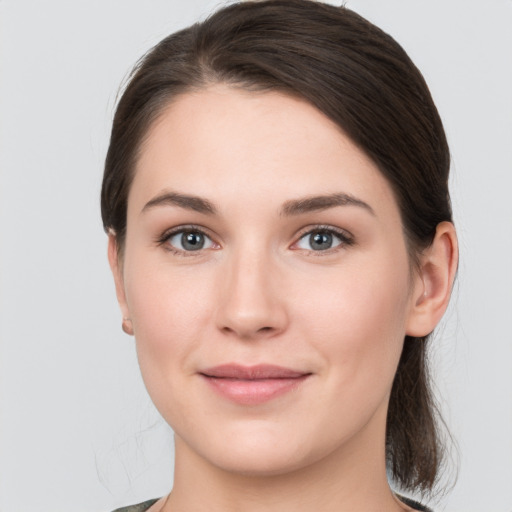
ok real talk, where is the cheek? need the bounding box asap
[123,258,222,423]
[293,253,411,396]
[123,252,217,378]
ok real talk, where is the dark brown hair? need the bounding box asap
[101,0,452,496]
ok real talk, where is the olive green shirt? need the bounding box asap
[111,499,159,512]
[111,496,432,511]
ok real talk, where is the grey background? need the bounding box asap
[0,1,511,511]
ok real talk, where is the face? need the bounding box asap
[112,86,422,477]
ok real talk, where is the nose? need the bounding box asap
[215,248,288,340]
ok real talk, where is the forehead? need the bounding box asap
[130,85,399,220]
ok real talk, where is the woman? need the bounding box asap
[101,1,458,511]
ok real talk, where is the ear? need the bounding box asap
[406,221,458,337]
[107,233,133,336]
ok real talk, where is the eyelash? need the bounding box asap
[157,224,216,257]
[293,225,355,255]
[156,224,354,257]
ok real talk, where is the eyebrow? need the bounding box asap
[141,190,374,217]
[141,191,217,215]
[281,193,375,216]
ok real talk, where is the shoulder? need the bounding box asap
[111,498,160,512]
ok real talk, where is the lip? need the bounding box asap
[199,364,312,405]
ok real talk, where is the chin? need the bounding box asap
[176,421,338,479]
[210,448,315,478]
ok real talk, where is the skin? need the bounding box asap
[109,86,458,512]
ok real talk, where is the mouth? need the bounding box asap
[199,364,312,405]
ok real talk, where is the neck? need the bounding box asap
[161,405,410,512]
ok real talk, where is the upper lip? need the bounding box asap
[200,364,310,380]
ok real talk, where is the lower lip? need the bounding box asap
[201,375,310,405]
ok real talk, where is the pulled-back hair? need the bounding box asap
[101,0,452,495]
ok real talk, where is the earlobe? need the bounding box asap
[107,233,133,336]
[406,221,458,337]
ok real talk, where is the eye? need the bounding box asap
[161,228,217,253]
[294,227,353,252]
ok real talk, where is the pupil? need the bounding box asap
[182,232,204,251]
[310,232,332,250]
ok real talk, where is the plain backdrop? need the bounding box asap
[0,1,511,511]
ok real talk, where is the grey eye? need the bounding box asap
[296,230,344,251]
[310,232,334,250]
[168,230,214,251]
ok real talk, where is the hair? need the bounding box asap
[101,0,452,496]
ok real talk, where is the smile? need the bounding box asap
[199,364,312,405]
